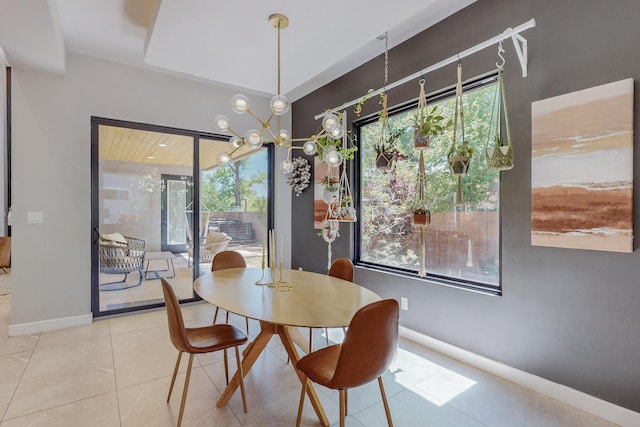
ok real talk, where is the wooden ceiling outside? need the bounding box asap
[98,125,254,170]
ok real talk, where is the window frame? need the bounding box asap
[353,73,503,296]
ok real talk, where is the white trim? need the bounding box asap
[9,313,92,336]
[400,326,640,427]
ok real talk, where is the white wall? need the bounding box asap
[9,52,291,331]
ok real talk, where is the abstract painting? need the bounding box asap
[531,78,634,252]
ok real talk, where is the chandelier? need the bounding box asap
[214,13,345,173]
[138,167,165,193]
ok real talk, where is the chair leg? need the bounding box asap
[245,317,250,335]
[378,376,393,427]
[295,376,308,427]
[309,328,313,353]
[235,346,248,413]
[339,389,346,427]
[345,389,348,416]
[324,327,330,346]
[177,354,194,427]
[223,348,229,385]
[167,351,183,402]
[1,267,8,274]
[213,307,219,324]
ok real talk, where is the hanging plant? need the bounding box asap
[374,93,405,169]
[447,63,474,206]
[486,69,514,170]
[287,157,311,196]
[413,79,451,150]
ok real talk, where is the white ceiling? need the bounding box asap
[0,0,476,101]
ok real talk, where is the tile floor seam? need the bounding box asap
[1,349,34,424]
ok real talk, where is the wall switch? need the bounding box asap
[401,297,408,311]
[27,211,44,224]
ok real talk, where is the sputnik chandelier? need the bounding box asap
[213,13,345,173]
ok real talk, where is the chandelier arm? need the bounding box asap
[226,126,244,140]
[245,108,270,128]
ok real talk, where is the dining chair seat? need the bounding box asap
[161,279,248,427]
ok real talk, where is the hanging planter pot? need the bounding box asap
[375,151,393,169]
[448,153,471,176]
[413,131,431,150]
[413,79,451,150]
[413,208,431,226]
[485,69,514,171]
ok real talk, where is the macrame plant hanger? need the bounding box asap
[448,62,470,206]
[413,78,431,277]
[486,41,515,171]
[375,33,393,169]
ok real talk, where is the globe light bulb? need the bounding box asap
[270,94,290,115]
[278,129,289,145]
[322,113,340,131]
[215,115,230,131]
[217,151,231,164]
[280,159,294,174]
[325,150,343,167]
[230,136,242,148]
[329,125,343,139]
[231,94,249,114]
[303,140,317,156]
[244,129,263,149]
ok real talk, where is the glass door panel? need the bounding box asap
[94,120,195,315]
[197,138,269,276]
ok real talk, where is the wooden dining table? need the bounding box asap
[194,267,381,427]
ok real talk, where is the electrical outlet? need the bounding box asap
[401,297,408,311]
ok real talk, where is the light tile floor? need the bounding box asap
[0,289,620,426]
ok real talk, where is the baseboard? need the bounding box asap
[399,326,640,427]
[9,313,93,336]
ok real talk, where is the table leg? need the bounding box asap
[217,321,275,407]
[280,326,330,427]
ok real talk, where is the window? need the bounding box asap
[355,75,501,293]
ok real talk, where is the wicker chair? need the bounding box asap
[99,234,146,289]
[187,229,232,267]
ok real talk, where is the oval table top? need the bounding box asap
[194,267,380,328]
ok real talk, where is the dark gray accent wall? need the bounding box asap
[291,0,640,412]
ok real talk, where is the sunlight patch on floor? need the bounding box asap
[390,348,476,406]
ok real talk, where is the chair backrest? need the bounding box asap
[0,236,12,267]
[161,279,191,353]
[331,299,399,389]
[212,250,246,271]
[328,258,354,282]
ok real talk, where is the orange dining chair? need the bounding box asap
[309,257,355,352]
[211,251,250,337]
[161,279,248,427]
[296,299,398,427]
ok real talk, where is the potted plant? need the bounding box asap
[338,194,356,221]
[374,127,405,169]
[374,93,406,169]
[413,106,451,149]
[413,207,430,226]
[448,140,475,176]
[321,175,339,204]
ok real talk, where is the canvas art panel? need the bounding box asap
[531,78,634,252]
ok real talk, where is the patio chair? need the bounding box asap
[187,228,232,267]
[99,232,146,289]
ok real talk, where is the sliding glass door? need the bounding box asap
[91,118,272,317]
